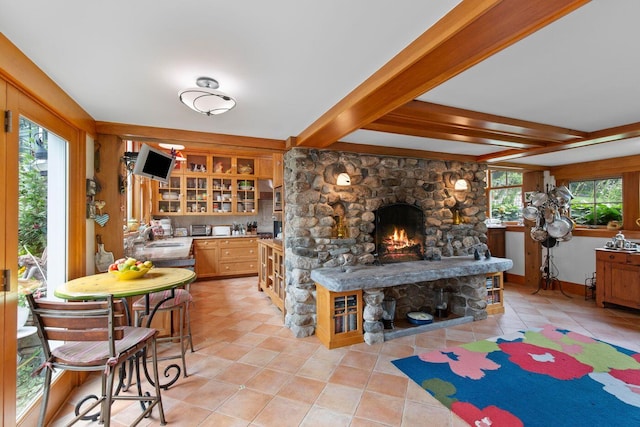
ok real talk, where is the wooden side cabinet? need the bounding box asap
[315,284,363,349]
[596,249,640,309]
[485,272,505,314]
[258,240,285,314]
[486,226,506,258]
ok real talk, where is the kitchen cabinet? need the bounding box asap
[151,151,264,216]
[485,272,504,314]
[273,153,284,187]
[315,284,363,349]
[596,249,640,309]
[217,237,259,276]
[486,226,506,258]
[258,240,285,314]
[194,236,259,278]
[155,176,183,215]
[193,239,218,278]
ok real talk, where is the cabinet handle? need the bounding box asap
[609,255,615,259]
[225,251,230,255]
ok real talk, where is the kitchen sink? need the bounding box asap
[146,242,185,248]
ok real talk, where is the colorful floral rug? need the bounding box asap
[391,326,640,426]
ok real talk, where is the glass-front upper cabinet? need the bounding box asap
[237,178,256,214]
[185,176,209,214]
[212,155,233,174]
[156,176,182,214]
[236,157,255,176]
[211,178,233,213]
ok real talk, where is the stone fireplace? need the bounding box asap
[374,203,425,263]
[283,148,490,338]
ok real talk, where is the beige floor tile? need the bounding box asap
[49,279,640,426]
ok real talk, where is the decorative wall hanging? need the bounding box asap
[94,200,109,227]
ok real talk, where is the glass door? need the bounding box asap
[16,116,69,417]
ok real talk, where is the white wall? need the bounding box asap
[505,231,524,276]
[504,231,600,286]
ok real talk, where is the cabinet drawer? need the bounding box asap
[219,246,258,260]
[194,239,218,249]
[218,237,258,248]
[219,260,258,275]
[596,250,628,264]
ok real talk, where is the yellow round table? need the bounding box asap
[54,267,196,300]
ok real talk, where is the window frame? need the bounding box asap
[486,169,524,223]
[568,176,623,228]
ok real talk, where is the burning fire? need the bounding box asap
[385,227,415,250]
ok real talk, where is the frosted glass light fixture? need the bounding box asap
[454,179,469,191]
[179,77,236,116]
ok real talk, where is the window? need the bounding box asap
[488,170,523,221]
[569,178,622,226]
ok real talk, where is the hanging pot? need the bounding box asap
[547,214,572,238]
[541,236,557,248]
[558,232,572,242]
[530,227,549,242]
[531,192,548,207]
[523,205,539,221]
[543,206,556,224]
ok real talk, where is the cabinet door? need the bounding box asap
[236,178,257,214]
[606,262,640,308]
[194,240,218,278]
[211,177,234,213]
[273,153,284,187]
[184,175,209,214]
[155,175,183,214]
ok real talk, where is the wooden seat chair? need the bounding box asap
[27,294,166,427]
[132,258,196,378]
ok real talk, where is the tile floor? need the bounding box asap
[50,277,640,426]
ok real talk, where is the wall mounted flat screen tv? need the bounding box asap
[132,143,176,184]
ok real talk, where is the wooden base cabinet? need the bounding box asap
[194,239,218,278]
[218,237,258,276]
[258,240,285,314]
[315,284,363,349]
[194,237,258,279]
[596,249,640,309]
[485,272,504,314]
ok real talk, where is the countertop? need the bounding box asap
[310,256,513,292]
[141,237,193,261]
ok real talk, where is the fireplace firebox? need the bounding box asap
[374,204,425,264]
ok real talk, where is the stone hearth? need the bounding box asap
[283,147,493,339]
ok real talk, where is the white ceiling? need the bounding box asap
[1,0,639,167]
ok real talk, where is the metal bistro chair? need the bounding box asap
[27,294,166,427]
[132,258,196,379]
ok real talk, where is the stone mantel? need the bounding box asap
[310,256,513,292]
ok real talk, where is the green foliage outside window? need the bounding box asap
[489,171,523,221]
[18,121,48,257]
[569,178,622,225]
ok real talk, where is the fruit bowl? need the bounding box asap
[109,267,151,280]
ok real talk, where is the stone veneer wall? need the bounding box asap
[283,147,489,338]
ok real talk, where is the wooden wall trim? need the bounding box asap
[0,33,96,137]
[96,121,286,153]
[551,154,640,182]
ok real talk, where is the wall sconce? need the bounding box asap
[454,179,468,191]
[336,172,351,186]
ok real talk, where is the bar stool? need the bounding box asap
[132,258,196,378]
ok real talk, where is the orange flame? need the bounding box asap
[385,227,415,250]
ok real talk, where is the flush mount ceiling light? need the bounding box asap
[178,77,236,116]
[158,143,185,150]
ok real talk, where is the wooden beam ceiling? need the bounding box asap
[295,0,591,150]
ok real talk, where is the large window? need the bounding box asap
[569,178,622,226]
[488,170,523,222]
